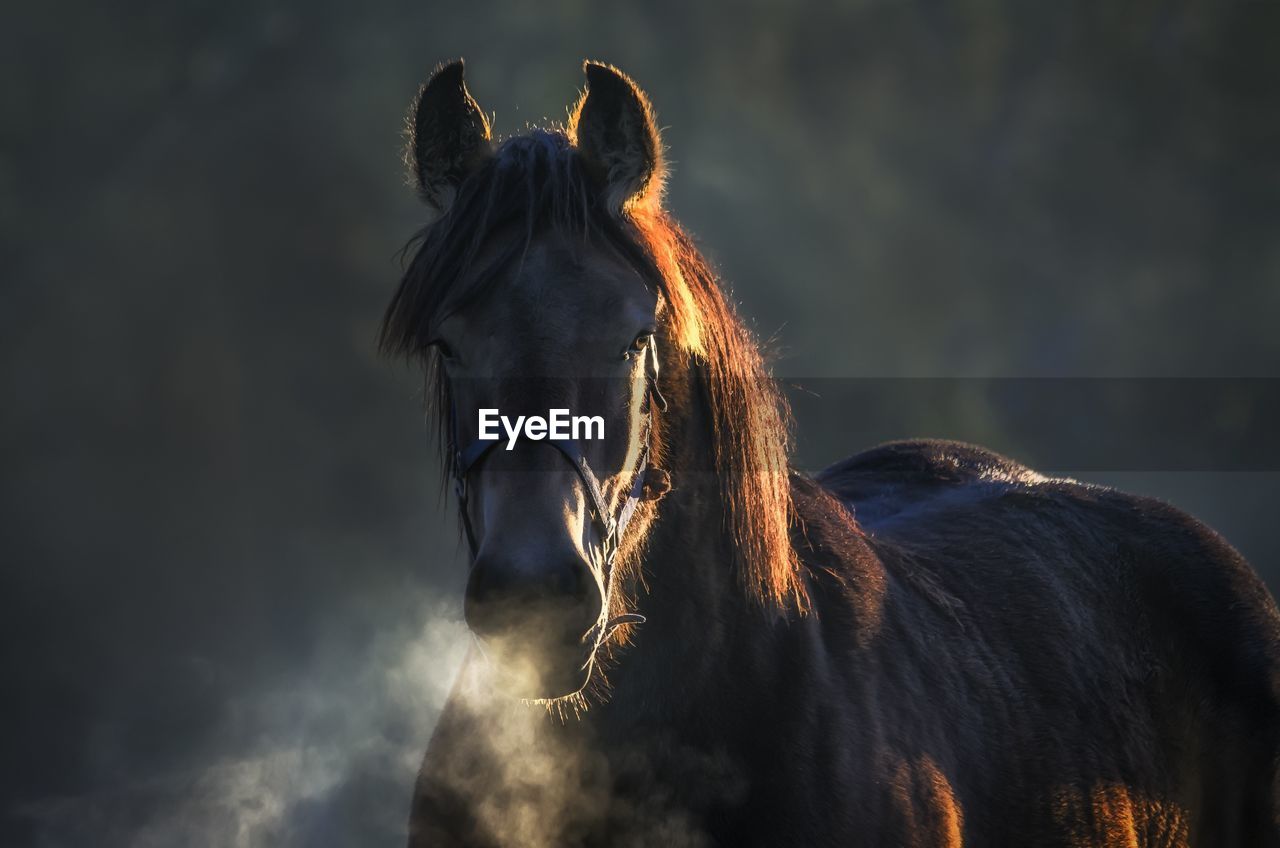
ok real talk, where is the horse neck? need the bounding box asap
[601,361,774,720]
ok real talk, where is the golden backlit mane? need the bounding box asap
[629,208,808,612]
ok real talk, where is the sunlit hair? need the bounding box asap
[380,129,807,613]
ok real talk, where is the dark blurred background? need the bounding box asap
[3,1,1278,844]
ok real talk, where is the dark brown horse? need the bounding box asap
[381,59,1280,847]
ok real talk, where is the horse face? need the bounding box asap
[400,60,669,700]
[438,234,659,699]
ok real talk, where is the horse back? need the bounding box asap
[806,439,1280,845]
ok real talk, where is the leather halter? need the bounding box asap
[447,344,666,576]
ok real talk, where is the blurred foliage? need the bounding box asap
[2,0,1278,841]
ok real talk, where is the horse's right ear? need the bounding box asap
[406,59,492,215]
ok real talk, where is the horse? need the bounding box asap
[380,59,1280,847]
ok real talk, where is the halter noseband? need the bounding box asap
[449,411,652,569]
[446,344,666,582]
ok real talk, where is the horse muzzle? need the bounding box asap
[463,551,603,699]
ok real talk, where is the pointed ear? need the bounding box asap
[568,61,665,214]
[406,59,492,215]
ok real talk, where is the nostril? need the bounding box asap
[547,561,594,601]
[464,555,601,640]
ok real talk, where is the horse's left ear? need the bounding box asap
[569,61,666,214]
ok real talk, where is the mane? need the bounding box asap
[380,129,807,612]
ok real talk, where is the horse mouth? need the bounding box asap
[473,628,598,700]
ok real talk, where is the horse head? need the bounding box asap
[386,61,671,701]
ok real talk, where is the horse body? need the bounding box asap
[413,439,1280,846]
[387,61,1280,846]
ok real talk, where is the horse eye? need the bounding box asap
[626,333,652,356]
[430,339,456,361]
